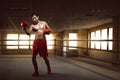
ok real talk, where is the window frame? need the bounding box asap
[68,33,78,49]
[89,27,113,50]
[6,33,54,50]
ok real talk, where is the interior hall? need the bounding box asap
[0,0,120,80]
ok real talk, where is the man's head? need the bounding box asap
[31,13,39,24]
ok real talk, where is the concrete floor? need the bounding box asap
[0,55,119,80]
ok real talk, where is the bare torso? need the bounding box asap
[30,21,47,40]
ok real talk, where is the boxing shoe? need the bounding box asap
[32,71,39,76]
[47,69,51,74]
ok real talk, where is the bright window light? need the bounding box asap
[63,41,67,51]
[109,28,113,39]
[95,30,100,49]
[19,34,29,49]
[45,34,54,49]
[30,34,35,49]
[63,47,67,52]
[63,41,67,56]
[63,47,67,57]
[69,33,77,49]
[108,41,112,50]
[90,28,113,50]
[63,41,67,46]
[108,28,113,50]
[101,29,107,50]
[91,32,95,48]
[101,41,107,50]
[102,29,107,39]
[7,34,18,49]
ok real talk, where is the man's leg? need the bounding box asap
[43,56,51,74]
[32,48,39,76]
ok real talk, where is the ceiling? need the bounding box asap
[0,0,120,31]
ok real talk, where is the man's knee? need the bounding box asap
[43,57,49,62]
[32,55,37,60]
[43,56,47,59]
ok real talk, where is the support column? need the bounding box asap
[112,16,120,64]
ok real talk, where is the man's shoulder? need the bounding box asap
[40,21,47,24]
[30,24,34,27]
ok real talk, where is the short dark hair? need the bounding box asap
[31,12,39,17]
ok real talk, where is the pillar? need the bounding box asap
[112,16,120,64]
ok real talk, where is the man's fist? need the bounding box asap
[20,20,29,30]
[44,28,51,34]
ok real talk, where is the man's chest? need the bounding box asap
[34,23,45,30]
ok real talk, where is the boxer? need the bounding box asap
[21,13,51,76]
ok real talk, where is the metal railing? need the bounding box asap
[0,39,119,64]
[0,39,118,52]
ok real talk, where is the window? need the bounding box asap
[69,33,77,49]
[95,30,100,49]
[45,34,54,49]
[91,32,95,48]
[19,34,29,49]
[108,28,113,50]
[101,29,107,50]
[30,34,35,49]
[6,33,54,50]
[7,34,18,49]
[90,28,113,50]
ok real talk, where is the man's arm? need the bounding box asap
[45,22,51,31]
[21,20,31,35]
[23,25,33,35]
[44,22,51,34]
[24,27,30,35]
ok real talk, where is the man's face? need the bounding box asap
[32,15,39,23]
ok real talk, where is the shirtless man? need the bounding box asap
[22,13,51,76]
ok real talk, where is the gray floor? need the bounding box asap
[0,55,118,80]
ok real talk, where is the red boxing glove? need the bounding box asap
[20,20,29,30]
[44,28,51,34]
